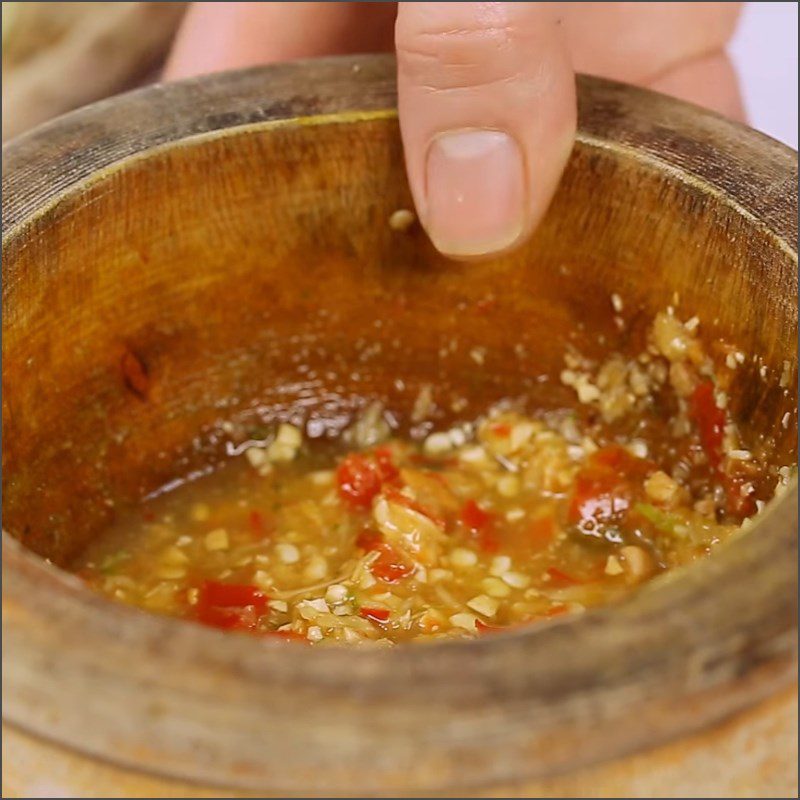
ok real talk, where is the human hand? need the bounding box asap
[166,2,742,258]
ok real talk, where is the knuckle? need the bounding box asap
[396,23,522,92]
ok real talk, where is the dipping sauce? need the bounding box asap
[74,311,790,645]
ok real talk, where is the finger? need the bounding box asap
[649,50,745,123]
[396,2,576,258]
[165,1,395,81]
[562,2,743,85]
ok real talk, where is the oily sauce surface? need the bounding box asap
[74,311,788,645]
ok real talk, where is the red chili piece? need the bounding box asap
[336,453,383,509]
[121,349,149,399]
[475,296,498,315]
[374,447,399,482]
[359,607,391,623]
[460,500,499,552]
[546,567,581,587]
[355,528,383,551]
[248,509,274,539]
[370,543,414,583]
[568,470,630,530]
[195,580,268,632]
[461,499,491,530]
[475,619,505,634]
[722,474,758,518]
[690,380,726,470]
[488,423,511,437]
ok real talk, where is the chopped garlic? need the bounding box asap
[266,443,295,463]
[644,471,680,505]
[160,546,188,565]
[204,528,229,551]
[490,555,512,577]
[780,360,791,388]
[620,546,653,579]
[627,439,649,459]
[359,572,377,589]
[470,347,487,366]
[481,576,512,598]
[460,445,490,465]
[156,566,186,580]
[244,446,268,468]
[411,383,434,422]
[303,554,328,582]
[275,543,300,564]
[684,316,700,332]
[388,208,415,232]
[276,423,302,447]
[501,571,530,589]
[449,612,479,631]
[605,555,624,576]
[467,594,499,617]
[496,474,521,497]
[576,381,601,404]
[450,547,478,569]
[325,584,348,605]
[253,570,271,591]
[306,626,323,642]
[509,422,536,451]
[424,432,453,455]
[449,426,469,448]
[297,599,329,621]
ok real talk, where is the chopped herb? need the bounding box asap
[100,550,130,574]
[634,503,680,534]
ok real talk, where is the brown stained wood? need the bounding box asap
[1,55,798,795]
[4,687,798,798]
[120,348,150,399]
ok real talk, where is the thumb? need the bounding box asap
[396,2,576,258]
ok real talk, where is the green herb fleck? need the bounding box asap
[634,503,680,534]
[100,550,130,574]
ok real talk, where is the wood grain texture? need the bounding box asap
[4,687,797,798]
[2,56,797,796]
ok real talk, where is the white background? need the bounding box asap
[731,1,798,147]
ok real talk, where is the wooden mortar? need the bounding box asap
[2,55,797,798]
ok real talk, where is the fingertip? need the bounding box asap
[396,2,576,259]
[424,129,526,258]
